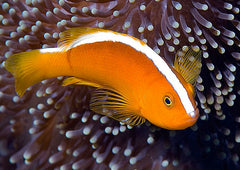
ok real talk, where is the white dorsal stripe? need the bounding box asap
[67,31,195,117]
[40,47,62,53]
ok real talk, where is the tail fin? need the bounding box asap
[5,49,59,97]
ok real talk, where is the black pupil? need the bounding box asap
[165,98,171,105]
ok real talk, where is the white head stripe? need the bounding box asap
[68,31,195,116]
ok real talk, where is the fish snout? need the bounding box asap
[188,108,199,119]
[187,108,199,124]
[176,108,199,130]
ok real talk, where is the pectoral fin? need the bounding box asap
[90,88,145,126]
[174,46,202,85]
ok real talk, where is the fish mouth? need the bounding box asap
[175,108,199,130]
[164,108,199,130]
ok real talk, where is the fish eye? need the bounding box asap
[163,95,173,108]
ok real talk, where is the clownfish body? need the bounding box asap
[5,27,202,130]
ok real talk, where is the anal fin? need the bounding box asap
[62,77,103,88]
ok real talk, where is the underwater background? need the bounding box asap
[0,0,240,169]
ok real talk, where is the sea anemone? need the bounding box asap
[0,0,239,169]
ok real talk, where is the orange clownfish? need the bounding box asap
[5,27,202,130]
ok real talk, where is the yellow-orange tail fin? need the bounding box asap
[5,49,63,97]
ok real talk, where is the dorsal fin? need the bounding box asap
[57,27,146,51]
[90,88,146,126]
[57,27,107,51]
[174,46,202,85]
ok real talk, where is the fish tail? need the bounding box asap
[5,49,63,97]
